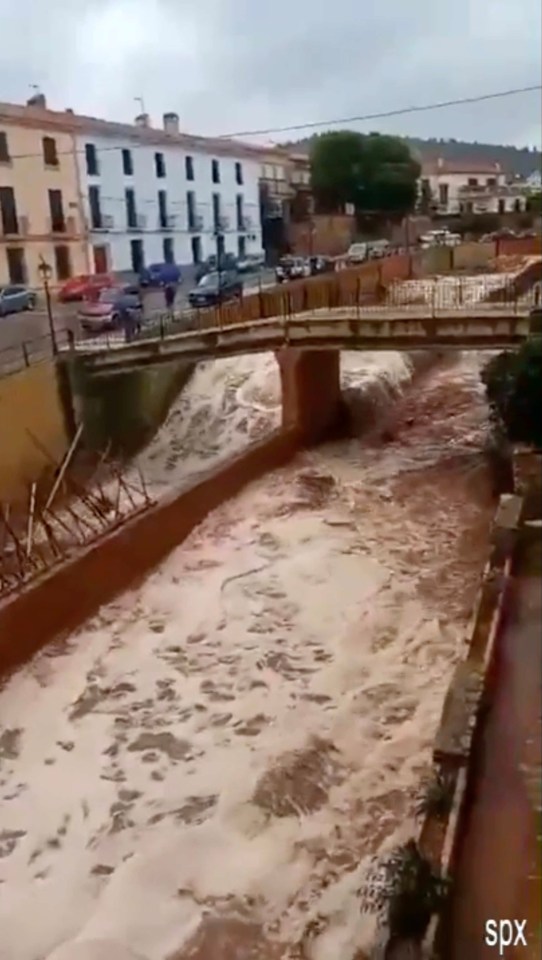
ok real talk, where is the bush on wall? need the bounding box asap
[481,336,542,448]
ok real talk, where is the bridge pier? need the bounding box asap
[275,348,346,444]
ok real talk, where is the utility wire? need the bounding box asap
[219,84,542,138]
[2,84,540,162]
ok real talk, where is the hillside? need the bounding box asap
[282,135,541,178]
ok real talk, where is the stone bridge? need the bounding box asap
[63,258,540,444]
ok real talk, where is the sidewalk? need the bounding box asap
[447,524,541,959]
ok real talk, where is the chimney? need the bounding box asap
[135,113,150,128]
[437,157,444,169]
[27,92,47,109]
[163,112,180,135]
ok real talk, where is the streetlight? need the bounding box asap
[38,256,58,355]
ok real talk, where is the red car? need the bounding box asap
[57,273,116,303]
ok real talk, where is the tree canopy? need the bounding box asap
[481,336,542,447]
[310,130,420,217]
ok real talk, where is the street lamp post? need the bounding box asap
[38,257,58,355]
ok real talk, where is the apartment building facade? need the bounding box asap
[74,111,263,275]
[1,96,265,285]
[420,158,528,216]
[0,96,87,287]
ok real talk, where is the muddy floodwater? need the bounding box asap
[0,345,495,960]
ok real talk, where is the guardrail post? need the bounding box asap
[22,342,30,367]
[356,276,361,317]
[159,314,165,339]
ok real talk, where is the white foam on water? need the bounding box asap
[0,332,495,959]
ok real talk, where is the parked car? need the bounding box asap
[57,273,116,303]
[308,256,335,276]
[275,257,308,283]
[195,254,238,282]
[78,286,142,334]
[367,239,391,259]
[0,284,37,316]
[139,262,182,288]
[237,253,265,274]
[419,229,461,249]
[188,271,243,308]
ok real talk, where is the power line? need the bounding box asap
[2,83,540,162]
[218,84,542,139]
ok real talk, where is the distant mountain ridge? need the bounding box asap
[282,135,541,178]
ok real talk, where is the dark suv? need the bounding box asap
[195,254,238,282]
[188,271,243,308]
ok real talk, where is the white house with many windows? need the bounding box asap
[72,111,263,275]
[420,158,528,216]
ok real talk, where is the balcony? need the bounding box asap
[0,214,29,237]
[217,214,230,232]
[91,213,115,232]
[262,200,283,219]
[49,215,77,235]
[158,214,177,231]
[127,214,147,232]
[239,214,253,231]
[188,214,204,232]
[458,183,523,199]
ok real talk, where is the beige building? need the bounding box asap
[0,95,88,288]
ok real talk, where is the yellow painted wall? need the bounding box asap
[0,120,89,287]
[0,361,68,502]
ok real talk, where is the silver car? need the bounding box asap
[0,284,37,317]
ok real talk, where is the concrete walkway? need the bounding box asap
[448,524,541,958]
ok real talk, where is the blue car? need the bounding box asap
[139,262,182,287]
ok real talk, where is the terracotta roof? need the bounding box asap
[0,99,285,163]
[422,158,502,175]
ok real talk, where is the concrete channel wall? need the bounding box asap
[0,361,70,502]
[378,490,525,959]
[64,357,194,454]
[0,428,300,677]
[383,450,541,960]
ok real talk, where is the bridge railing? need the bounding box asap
[70,270,540,356]
[3,249,539,373]
[0,328,72,377]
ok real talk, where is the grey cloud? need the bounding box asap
[0,0,540,147]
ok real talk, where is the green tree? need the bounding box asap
[310,130,420,216]
[481,337,542,447]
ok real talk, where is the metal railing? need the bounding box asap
[0,328,72,377]
[2,254,538,376]
[67,270,539,355]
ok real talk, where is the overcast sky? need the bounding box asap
[1,0,541,149]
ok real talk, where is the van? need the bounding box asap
[139,262,182,287]
[346,242,369,263]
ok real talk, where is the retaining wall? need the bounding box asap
[380,492,524,959]
[65,357,194,455]
[0,361,69,502]
[0,428,300,677]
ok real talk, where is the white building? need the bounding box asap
[525,169,542,192]
[420,159,528,216]
[73,111,264,274]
